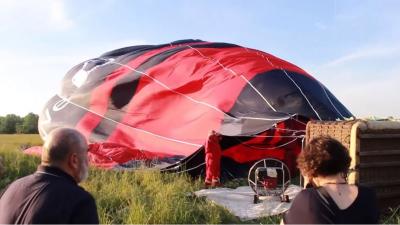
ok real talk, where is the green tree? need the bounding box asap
[21,113,39,134]
[1,114,22,134]
[0,116,5,133]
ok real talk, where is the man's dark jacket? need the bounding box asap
[0,165,99,224]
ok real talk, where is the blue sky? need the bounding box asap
[0,0,399,117]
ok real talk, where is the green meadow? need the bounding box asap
[0,134,398,224]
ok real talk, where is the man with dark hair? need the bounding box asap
[0,128,99,224]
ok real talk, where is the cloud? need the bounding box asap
[0,38,151,116]
[322,45,400,67]
[310,45,400,118]
[0,50,92,116]
[315,66,400,118]
[99,39,150,53]
[0,0,74,32]
[48,0,74,30]
[336,72,400,118]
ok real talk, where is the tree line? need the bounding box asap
[0,113,39,134]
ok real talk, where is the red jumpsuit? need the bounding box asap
[205,133,222,187]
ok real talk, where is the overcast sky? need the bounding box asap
[0,0,399,118]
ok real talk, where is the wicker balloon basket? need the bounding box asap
[305,120,400,209]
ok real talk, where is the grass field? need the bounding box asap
[0,134,398,224]
[0,134,280,224]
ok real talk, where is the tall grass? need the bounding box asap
[84,169,241,224]
[0,135,242,224]
[0,134,41,188]
[383,206,400,224]
[0,134,398,224]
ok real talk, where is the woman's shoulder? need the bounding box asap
[347,185,380,223]
[357,184,375,191]
[356,185,377,197]
[292,185,375,207]
[294,188,317,198]
[297,187,330,196]
[285,187,336,224]
[292,187,327,204]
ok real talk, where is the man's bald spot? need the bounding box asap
[42,128,87,165]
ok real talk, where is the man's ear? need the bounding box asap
[68,153,79,170]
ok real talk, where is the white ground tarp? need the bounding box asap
[195,185,302,221]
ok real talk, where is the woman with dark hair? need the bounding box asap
[282,136,379,224]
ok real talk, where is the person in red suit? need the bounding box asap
[205,130,222,187]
